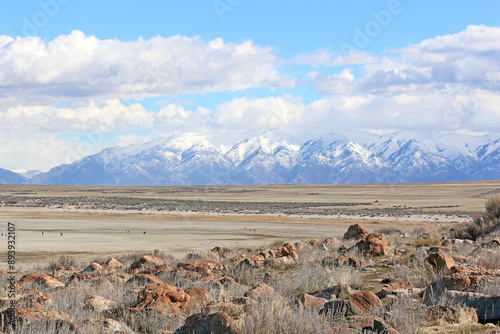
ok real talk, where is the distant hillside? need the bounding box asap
[0,168,27,185]
[28,130,500,186]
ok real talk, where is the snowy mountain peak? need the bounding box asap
[25,130,500,186]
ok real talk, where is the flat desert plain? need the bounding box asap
[1,180,500,269]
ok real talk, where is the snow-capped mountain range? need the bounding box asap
[3,131,500,186]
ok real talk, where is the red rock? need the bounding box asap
[300,294,327,311]
[34,275,66,288]
[238,255,265,268]
[100,258,124,269]
[244,283,277,302]
[68,272,94,284]
[129,255,164,272]
[80,263,103,274]
[356,233,389,256]
[322,236,340,250]
[141,263,176,276]
[343,224,369,241]
[263,272,277,283]
[426,252,456,272]
[174,312,240,334]
[309,239,321,247]
[17,273,43,287]
[177,260,227,275]
[348,290,381,314]
[137,283,192,315]
[185,287,212,310]
[335,254,364,268]
[376,281,413,298]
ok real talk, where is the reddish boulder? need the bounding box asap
[335,254,364,268]
[129,255,164,272]
[356,233,389,256]
[244,283,277,302]
[17,273,43,287]
[348,290,381,314]
[100,258,124,269]
[300,294,327,311]
[321,236,340,250]
[80,263,103,274]
[343,224,369,241]
[426,252,456,272]
[136,283,192,315]
[34,275,65,289]
[376,281,413,298]
[238,255,265,268]
[177,260,227,275]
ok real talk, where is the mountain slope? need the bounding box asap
[29,131,500,186]
[0,168,27,185]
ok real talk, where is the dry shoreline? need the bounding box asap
[1,180,499,268]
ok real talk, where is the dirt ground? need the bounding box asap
[1,180,499,268]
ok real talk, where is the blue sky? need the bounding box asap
[0,1,499,171]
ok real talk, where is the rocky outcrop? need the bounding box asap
[136,283,211,315]
[34,275,66,289]
[376,281,414,299]
[439,291,500,322]
[244,283,277,302]
[299,294,327,311]
[320,290,381,317]
[426,252,456,272]
[322,236,340,250]
[343,224,369,241]
[129,255,164,273]
[357,233,389,256]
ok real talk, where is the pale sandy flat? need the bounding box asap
[1,180,499,269]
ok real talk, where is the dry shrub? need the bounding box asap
[450,196,500,240]
[238,295,331,334]
[415,234,442,247]
[477,250,500,270]
[385,296,427,334]
[48,255,79,271]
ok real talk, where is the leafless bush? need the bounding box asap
[238,295,331,334]
[384,295,427,334]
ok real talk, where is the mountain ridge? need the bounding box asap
[5,130,499,186]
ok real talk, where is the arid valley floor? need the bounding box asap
[1,180,499,269]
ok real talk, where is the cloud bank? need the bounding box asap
[1,26,500,170]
